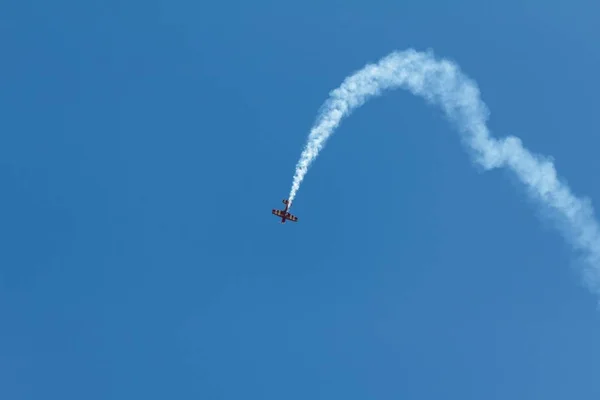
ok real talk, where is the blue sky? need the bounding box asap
[2,0,600,398]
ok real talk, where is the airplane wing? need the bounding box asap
[272,209,298,222]
[285,212,298,222]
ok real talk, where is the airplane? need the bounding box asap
[272,199,298,223]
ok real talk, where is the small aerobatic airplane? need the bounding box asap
[272,199,298,224]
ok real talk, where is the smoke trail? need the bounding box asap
[288,48,600,297]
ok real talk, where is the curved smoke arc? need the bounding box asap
[288,48,600,298]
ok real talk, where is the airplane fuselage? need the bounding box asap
[280,204,289,223]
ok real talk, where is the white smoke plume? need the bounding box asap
[288,48,600,297]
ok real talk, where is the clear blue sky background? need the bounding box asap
[2,0,600,398]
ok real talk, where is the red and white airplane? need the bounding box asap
[272,199,298,223]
